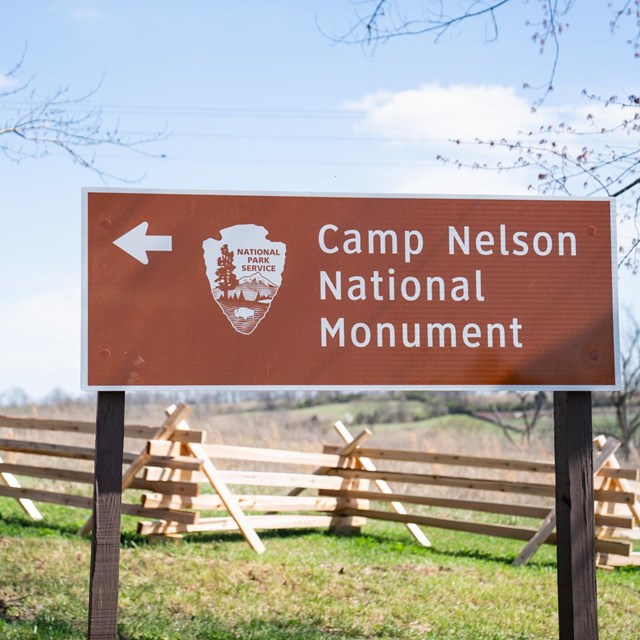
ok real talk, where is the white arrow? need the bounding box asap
[113,221,173,265]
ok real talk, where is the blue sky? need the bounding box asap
[1,1,638,399]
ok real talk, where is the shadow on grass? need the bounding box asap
[181,527,333,546]
[348,529,557,569]
[424,543,557,569]
[0,511,557,570]
[182,526,557,570]
[118,617,372,640]
[0,610,535,640]
[0,512,82,538]
[0,512,342,547]
[0,512,146,546]
[0,613,83,640]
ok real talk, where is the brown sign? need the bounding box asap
[82,189,619,390]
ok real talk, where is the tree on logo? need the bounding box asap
[215,244,239,299]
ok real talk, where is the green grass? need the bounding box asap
[2,500,640,639]
[1,397,636,638]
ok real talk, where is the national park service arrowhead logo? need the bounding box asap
[203,224,286,335]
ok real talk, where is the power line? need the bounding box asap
[93,152,440,169]
[98,105,365,119]
[0,100,366,120]
[119,130,450,144]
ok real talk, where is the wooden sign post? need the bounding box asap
[88,391,125,640]
[82,189,619,639]
[554,391,599,639]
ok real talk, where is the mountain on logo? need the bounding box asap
[239,272,275,285]
[232,274,277,301]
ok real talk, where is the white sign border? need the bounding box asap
[81,187,621,392]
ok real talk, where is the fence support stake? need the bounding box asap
[554,391,598,640]
[88,391,126,640]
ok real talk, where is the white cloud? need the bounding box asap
[0,286,81,399]
[49,1,104,27]
[343,83,553,195]
[0,74,15,90]
[345,83,557,143]
[344,83,635,196]
[68,6,103,23]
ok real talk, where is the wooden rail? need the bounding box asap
[137,419,640,565]
[2,409,639,567]
[0,405,205,531]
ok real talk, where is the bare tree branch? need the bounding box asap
[331,0,640,108]
[609,0,640,57]
[612,176,640,198]
[606,313,640,458]
[335,0,512,44]
[329,1,580,103]
[0,54,168,182]
[330,2,640,265]
[435,89,640,270]
[471,391,548,443]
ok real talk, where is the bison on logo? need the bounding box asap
[203,224,286,335]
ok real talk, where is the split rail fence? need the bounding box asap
[1,405,639,568]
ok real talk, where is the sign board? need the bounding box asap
[82,189,619,391]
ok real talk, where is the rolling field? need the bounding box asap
[1,396,639,639]
[1,500,640,640]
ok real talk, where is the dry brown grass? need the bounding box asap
[2,396,637,514]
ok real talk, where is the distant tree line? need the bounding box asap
[3,316,639,457]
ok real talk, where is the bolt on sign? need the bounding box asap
[82,189,620,391]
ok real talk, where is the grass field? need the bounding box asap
[1,499,640,640]
[1,397,639,639]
